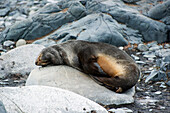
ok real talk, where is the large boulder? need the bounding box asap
[148,1,170,20]
[0,44,45,78]
[85,0,168,43]
[0,86,107,113]
[26,66,135,105]
[0,1,86,43]
[45,13,128,46]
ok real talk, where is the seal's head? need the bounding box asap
[35,46,64,66]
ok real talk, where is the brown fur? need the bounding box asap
[35,40,140,93]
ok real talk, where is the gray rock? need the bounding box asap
[147,41,158,47]
[3,40,15,47]
[0,1,86,43]
[166,81,170,86]
[161,16,170,25]
[95,0,168,43]
[0,7,10,17]
[148,0,170,20]
[145,70,159,83]
[26,66,135,105]
[48,13,128,46]
[0,44,45,78]
[33,38,57,47]
[109,107,133,113]
[144,54,156,58]
[0,101,6,113]
[0,86,107,113]
[67,1,86,19]
[155,49,170,57]
[149,46,161,51]
[131,54,140,60]
[137,44,148,51]
[16,39,26,47]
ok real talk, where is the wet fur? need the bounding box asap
[36,40,140,93]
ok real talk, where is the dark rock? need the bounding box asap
[47,13,128,46]
[166,81,170,86]
[161,16,170,25]
[148,0,170,20]
[0,7,10,17]
[0,101,7,113]
[85,0,168,43]
[122,0,141,4]
[67,1,86,19]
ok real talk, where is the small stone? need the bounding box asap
[144,54,156,58]
[149,46,160,51]
[165,81,170,87]
[136,61,145,64]
[119,47,123,50]
[147,41,158,47]
[154,91,161,95]
[137,44,148,52]
[164,44,170,48]
[3,40,15,47]
[131,54,140,60]
[136,87,144,92]
[109,107,133,113]
[160,83,167,88]
[16,39,26,47]
[149,109,153,112]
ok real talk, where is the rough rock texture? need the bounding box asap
[0,0,168,45]
[46,13,128,46]
[148,1,170,20]
[26,66,135,105]
[0,44,45,78]
[0,86,107,113]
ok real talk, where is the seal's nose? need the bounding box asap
[35,61,38,65]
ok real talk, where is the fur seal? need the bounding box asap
[35,40,140,93]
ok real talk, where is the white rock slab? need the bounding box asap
[26,66,135,105]
[0,44,45,78]
[0,86,107,113]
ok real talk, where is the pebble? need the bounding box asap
[137,43,148,51]
[16,39,26,47]
[108,107,133,113]
[3,40,15,47]
[166,81,170,86]
[154,91,161,95]
[131,54,140,60]
[143,54,156,58]
[147,41,158,47]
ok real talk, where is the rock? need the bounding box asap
[148,1,170,20]
[122,0,140,4]
[47,13,128,46]
[0,86,107,113]
[0,101,6,113]
[3,40,15,47]
[131,54,140,60]
[166,81,170,86]
[0,1,87,43]
[32,38,57,47]
[155,49,170,57]
[149,46,161,51]
[137,44,148,52]
[143,54,156,58]
[154,91,161,95]
[26,66,135,105]
[16,39,26,47]
[108,107,133,113]
[145,70,159,83]
[0,44,45,78]
[0,7,10,17]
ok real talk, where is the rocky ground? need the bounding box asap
[0,0,170,113]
